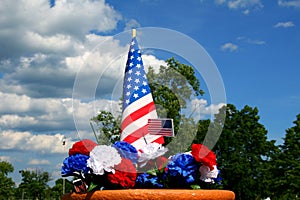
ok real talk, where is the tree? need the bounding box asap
[18,169,51,200]
[211,104,277,200]
[50,178,74,199]
[270,114,300,199]
[91,111,121,145]
[92,58,204,152]
[0,161,15,199]
[147,57,204,135]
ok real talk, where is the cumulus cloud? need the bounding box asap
[0,0,121,58]
[278,0,300,7]
[0,91,124,132]
[0,34,127,98]
[0,130,74,154]
[274,21,295,28]
[28,159,51,165]
[190,99,226,120]
[142,55,167,73]
[221,42,238,52]
[237,36,266,45]
[215,0,263,13]
[125,19,141,30]
[0,156,11,162]
[228,0,263,9]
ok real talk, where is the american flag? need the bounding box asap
[148,118,174,137]
[120,34,164,150]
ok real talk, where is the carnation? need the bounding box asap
[107,158,137,188]
[61,154,90,176]
[69,139,98,156]
[163,153,199,188]
[138,143,168,168]
[191,144,216,170]
[199,165,219,183]
[87,145,121,175]
[136,173,164,188]
[112,141,138,164]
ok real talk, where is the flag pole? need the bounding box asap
[132,29,136,38]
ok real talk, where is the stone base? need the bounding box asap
[62,189,235,200]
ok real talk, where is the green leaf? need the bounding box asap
[87,182,99,192]
[147,169,158,176]
[190,184,201,190]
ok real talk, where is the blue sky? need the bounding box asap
[0,0,299,186]
[106,0,300,143]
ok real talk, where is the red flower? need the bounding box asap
[107,158,137,188]
[68,139,98,156]
[191,144,216,170]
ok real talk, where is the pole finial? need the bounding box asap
[132,29,136,38]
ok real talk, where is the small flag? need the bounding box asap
[120,29,164,150]
[148,118,174,137]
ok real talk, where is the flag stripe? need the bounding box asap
[148,119,174,137]
[120,36,164,150]
[130,134,165,150]
[122,125,148,144]
[121,110,157,140]
[122,94,155,121]
[121,101,156,131]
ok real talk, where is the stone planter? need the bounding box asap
[61,189,235,200]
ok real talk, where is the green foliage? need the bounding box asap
[147,57,204,135]
[270,114,300,199]
[53,57,300,199]
[211,104,277,200]
[50,178,74,199]
[167,115,198,155]
[91,110,121,145]
[91,58,203,150]
[0,161,15,199]
[18,169,51,200]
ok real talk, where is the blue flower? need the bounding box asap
[136,173,164,188]
[213,170,222,185]
[61,154,90,176]
[163,153,199,188]
[112,141,138,164]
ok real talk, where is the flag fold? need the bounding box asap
[120,33,164,150]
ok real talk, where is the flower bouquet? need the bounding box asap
[61,139,222,192]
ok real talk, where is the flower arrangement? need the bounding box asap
[61,139,221,192]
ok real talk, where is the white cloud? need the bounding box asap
[0,115,38,128]
[142,55,167,73]
[237,36,266,45]
[215,0,263,13]
[0,130,74,154]
[221,42,238,52]
[28,159,51,165]
[274,21,295,28]
[0,34,145,99]
[124,19,141,31]
[228,0,263,9]
[278,0,300,7]
[0,156,11,162]
[0,0,121,58]
[243,9,250,15]
[0,91,122,132]
[23,32,76,53]
[190,99,226,120]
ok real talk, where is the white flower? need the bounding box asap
[87,145,121,175]
[199,165,219,183]
[138,143,168,168]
